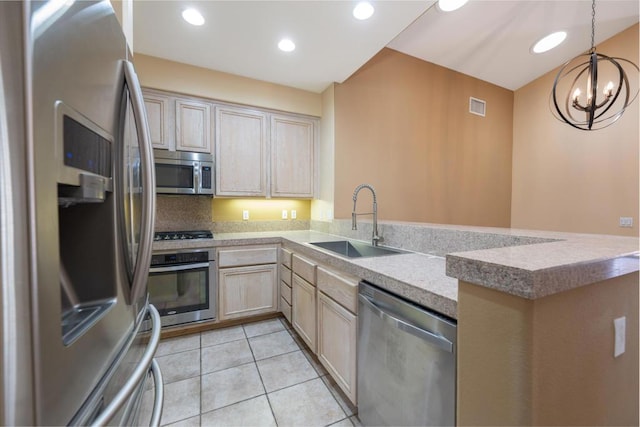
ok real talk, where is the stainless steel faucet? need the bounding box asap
[352,183,380,246]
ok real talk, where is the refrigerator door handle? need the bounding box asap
[123,59,156,303]
[148,359,164,427]
[90,304,162,427]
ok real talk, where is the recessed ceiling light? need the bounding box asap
[278,38,296,52]
[353,1,374,20]
[182,8,204,26]
[437,0,468,12]
[532,31,567,53]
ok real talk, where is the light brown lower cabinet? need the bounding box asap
[317,290,357,405]
[292,273,317,352]
[218,264,278,320]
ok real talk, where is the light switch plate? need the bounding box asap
[242,210,249,221]
[614,316,626,357]
[291,210,297,219]
[282,210,288,219]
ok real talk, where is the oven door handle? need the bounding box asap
[149,262,210,274]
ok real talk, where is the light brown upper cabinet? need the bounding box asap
[175,99,212,153]
[142,89,213,153]
[270,114,316,198]
[142,88,318,196]
[142,90,172,150]
[215,105,268,197]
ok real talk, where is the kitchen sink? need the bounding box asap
[309,240,406,258]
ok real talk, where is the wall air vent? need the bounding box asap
[469,97,486,117]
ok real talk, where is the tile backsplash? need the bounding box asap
[155,195,311,233]
[155,195,213,232]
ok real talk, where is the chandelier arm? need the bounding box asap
[593,58,625,118]
[593,70,632,125]
[567,64,591,119]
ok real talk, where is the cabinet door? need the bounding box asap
[292,274,316,353]
[270,114,316,198]
[142,91,172,150]
[218,264,277,320]
[215,106,268,196]
[175,99,212,153]
[317,291,357,405]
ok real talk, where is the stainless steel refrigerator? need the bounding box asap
[0,1,164,425]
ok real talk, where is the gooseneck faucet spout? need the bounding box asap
[352,184,380,246]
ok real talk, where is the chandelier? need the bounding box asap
[550,0,639,131]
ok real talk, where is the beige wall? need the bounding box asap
[511,24,639,237]
[458,273,639,426]
[109,0,133,51]
[333,48,514,226]
[311,84,336,221]
[133,54,322,117]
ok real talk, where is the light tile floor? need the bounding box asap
[141,317,360,427]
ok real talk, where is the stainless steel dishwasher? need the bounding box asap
[357,281,457,426]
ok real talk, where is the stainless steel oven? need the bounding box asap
[148,248,216,327]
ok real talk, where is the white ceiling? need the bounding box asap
[133,1,432,93]
[389,0,640,90]
[133,0,639,93]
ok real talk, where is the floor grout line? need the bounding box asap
[159,318,350,427]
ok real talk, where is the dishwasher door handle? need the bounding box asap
[359,294,453,353]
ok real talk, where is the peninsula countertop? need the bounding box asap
[152,225,640,320]
[153,230,458,318]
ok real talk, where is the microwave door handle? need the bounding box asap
[194,164,200,194]
[123,60,156,303]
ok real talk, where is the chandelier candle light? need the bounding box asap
[551,0,639,131]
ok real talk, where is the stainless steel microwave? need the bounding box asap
[153,149,214,195]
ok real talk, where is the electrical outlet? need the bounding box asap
[614,317,626,357]
[291,210,297,219]
[619,217,633,228]
[282,210,288,219]
[242,210,249,221]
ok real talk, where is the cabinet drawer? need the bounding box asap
[280,280,292,304]
[281,297,291,322]
[317,266,358,314]
[280,263,292,286]
[292,254,316,284]
[280,248,292,268]
[218,247,278,267]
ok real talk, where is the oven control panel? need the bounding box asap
[151,251,210,266]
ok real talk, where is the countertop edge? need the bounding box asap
[447,251,640,299]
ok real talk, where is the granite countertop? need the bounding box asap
[153,230,459,319]
[446,230,639,299]
[152,227,640,320]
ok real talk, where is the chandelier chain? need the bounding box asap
[590,0,596,52]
